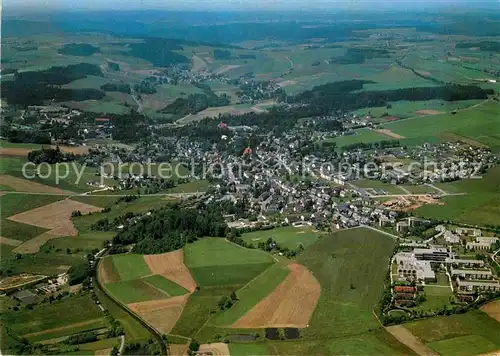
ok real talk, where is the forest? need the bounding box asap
[125,38,189,67]
[100,83,131,94]
[456,41,500,52]
[58,43,101,56]
[1,63,105,106]
[113,202,228,254]
[159,92,230,115]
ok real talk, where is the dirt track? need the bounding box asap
[386,325,437,356]
[0,175,72,194]
[375,129,406,139]
[144,250,197,292]
[9,199,101,254]
[232,263,320,328]
[128,295,189,333]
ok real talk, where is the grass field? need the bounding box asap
[240,226,321,250]
[141,275,189,297]
[268,227,414,355]
[105,279,169,304]
[404,310,500,355]
[353,179,405,195]
[110,254,152,281]
[416,166,500,226]
[2,295,106,342]
[170,294,220,338]
[228,342,271,355]
[184,238,275,287]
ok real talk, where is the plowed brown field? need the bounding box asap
[386,325,437,356]
[127,295,189,333]
[9,199,101,253]
[144,250,197,292]
[481,300,500,322]
[232,263,320,328]
[0,175,72,194]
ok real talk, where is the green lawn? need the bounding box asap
[111,254,152,281]
[141,275,188,297]
[240,226,321,250]
[210,263,290,327]
[404,310,500,356]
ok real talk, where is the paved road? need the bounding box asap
[0,190,204,198]
[118,335,125,355]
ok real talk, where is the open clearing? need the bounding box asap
[128,295,189,334]
[9,199,101,253]
[198,343,230,356]
[144,250,197,292]
[386,325,437,356]
[232,263,320,328]
[481,300,500,322]
[0,175,72,194]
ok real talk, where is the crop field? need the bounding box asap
[128,295,189,334]
[184,238,275,287]
[416,166,500,226]
[9,199,102,254]
[233,263,321,328]
[2,295,106,342]
[105,279,170,303]
[144,250,197,292]
[228,343,270,356]
[141,275,189,297]
[110,254,152,281]
[0,193,66,245]
[403,310,500,355]
[210,263,290,327]
[0,174,72,194]
[481,300,500,322]
[240,226,321,250]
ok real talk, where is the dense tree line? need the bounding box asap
[28,147,80,164]
[101,83,131,94]
[133,79,157,94]
[456,41,500,52]
[330,47,390,64]
[113,202,228,254]
[159,92,230,115]
[58,43,101,56]
[1,63,105,106]
[65,331,98,345]
[214,49,232,59]
[3,128,51,144]
[68,260,92,286]
[13,63,103,86]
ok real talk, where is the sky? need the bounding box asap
[3,0,499,11]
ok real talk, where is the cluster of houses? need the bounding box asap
[9,274,69,305]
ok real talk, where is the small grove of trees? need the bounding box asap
[28,146,80,164]
[64,331,98,345]
[217,292,238,310]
